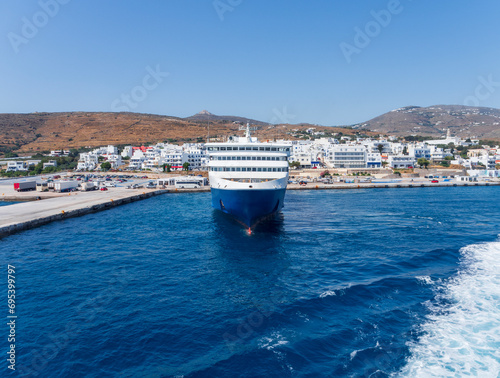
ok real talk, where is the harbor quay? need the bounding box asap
[0,186,208,239]
[0,174,498,239]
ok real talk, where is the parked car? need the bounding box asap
[100,187,108,191]
[431,180,439,183]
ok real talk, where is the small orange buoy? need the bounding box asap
[247,228,252,235]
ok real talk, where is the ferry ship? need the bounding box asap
[207,124,291,229]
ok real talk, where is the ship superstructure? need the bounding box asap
[207,124,291,228]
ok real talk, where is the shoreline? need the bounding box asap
[0,181,496,238]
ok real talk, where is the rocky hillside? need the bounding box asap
[185,110,268,126]
[0,111,363,155]
[354,105,500,139]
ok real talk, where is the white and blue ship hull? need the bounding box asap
[211,187,286,227]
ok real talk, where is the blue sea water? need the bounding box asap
[1,187,499,377]
[0,201,19,207]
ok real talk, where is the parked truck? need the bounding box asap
[80,182,97,191]
[36,182,49,192]
[13,181,36,192]
[54,180,78,193]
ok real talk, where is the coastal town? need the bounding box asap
[2,129,500,181]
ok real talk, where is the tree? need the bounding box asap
[402,146,408,155]
[98,156,105,162]
[417,158,430,169]
[69,149,79,158]
[164,164,172,173]
[288,161,301,169]
[382,161,389,168]
[377,144,384,155]
[182,162,190,172]
[101,162,112,171]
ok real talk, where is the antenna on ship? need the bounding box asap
[239,123,258,141]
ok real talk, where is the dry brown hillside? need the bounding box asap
[0,112,368,155]
[356,105,500,139]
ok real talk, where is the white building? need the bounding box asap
[77,152,99,171]
[43,160,57,169]
[366,152,382,168]
[388,155,415,169]
[121,146,133,158]
[128,150,146,170]
[408,144,432,160]
[326,145,367,169]
[6,161,27,171]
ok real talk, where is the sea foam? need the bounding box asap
[399,240,500,377]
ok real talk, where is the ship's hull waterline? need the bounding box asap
[211,187,286,227]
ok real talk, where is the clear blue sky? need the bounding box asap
[1,0,500,126]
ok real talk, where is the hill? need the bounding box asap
[355,105,500,139]
[184,110,269,126]
[0,111,365,155]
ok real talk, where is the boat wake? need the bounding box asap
[399,239,500,377]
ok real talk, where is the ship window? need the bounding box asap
[252,147,258,151]
[271,147,277,151]
[252,157,256,160]
[265,147,270,151]
[237,156,241,160]
[257,168,262,172]
[220,147,226,151]
[252,168,256,172]
[231,167,236,171]
[273,168,277,172]
[246,147,252,151]
[236,167,241,171]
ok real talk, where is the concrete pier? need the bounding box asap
[0,187,208,239]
